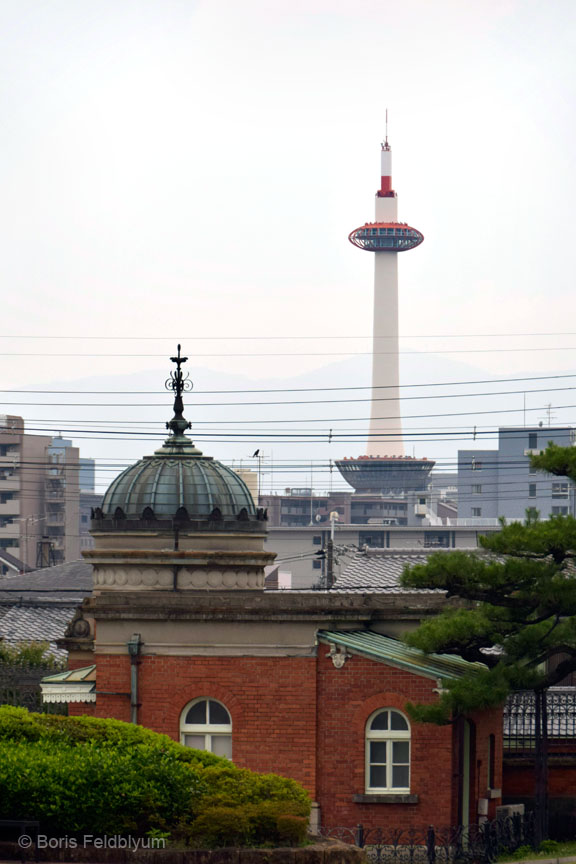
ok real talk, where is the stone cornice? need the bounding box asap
[82,590,447,622]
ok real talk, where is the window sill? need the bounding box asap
[354,793,419,804]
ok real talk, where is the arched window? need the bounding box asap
[180,699,232,759]
[366,708,410,792]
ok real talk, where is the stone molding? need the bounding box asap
[93,566,265,591]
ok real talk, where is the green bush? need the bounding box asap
[0,737,205,834]
[199,763,311,811]
[276,815,308,846]
[247,801,309,846]
[0,641,64,669]
[0,706,220,766]
[0,706,311,846]
[191,806,252,847]
[188,802,309,849]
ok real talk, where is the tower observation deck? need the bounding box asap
[335,134,434,495]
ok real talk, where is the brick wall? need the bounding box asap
[70,653,318,797]
[504,761,576,798]
[316,648,503,829]
[66,647,503,833]
[469,708,503,821]
[316,648,454,828]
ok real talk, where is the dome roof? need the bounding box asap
[101,438,256,519]
[99,345,257,521]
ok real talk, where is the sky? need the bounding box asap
[0,0,575,492]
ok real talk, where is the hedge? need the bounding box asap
[0,706,311,845]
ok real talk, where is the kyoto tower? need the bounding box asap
[336,129,434,494]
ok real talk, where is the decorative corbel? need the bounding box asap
[327,644,350,668]
[433,677,446,695]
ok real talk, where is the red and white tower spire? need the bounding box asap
[379,111,395,198]
[336,126,433,496]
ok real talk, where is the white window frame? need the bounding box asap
[365,708,411,793]
[180,698,232,758]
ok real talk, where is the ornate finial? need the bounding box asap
[165,344,193,436]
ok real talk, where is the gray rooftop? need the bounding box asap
[0,559,92,603]
[0,604,75,647]
[0,559,92,655]
[335,549,452,592]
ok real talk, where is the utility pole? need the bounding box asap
[326,511,337,589]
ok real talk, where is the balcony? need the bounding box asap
[0,475,20,491]
[0,500,19,516]
[45,514,65,526]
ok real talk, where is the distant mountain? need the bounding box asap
[13,353,573,495]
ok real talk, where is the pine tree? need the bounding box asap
[400,443,576,840]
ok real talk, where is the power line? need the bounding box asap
[1,372,576,396]
[3,330,576,340]
[1,383,575,408]
[4,347,576,357]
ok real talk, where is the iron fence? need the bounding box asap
[321,814,535,864]
[0,662,67,714]
[504,688,576,754]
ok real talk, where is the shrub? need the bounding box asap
[0,738,205,835]
[539,840,560,854]
[0,707,311,846]
[0,706,221,767]
[199,763,311,812]
[188,802,309,849]
[276,815,308,846]
[0,641,63,668]
[190,806,252,847]
[247,801,309,846]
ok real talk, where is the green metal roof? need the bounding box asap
[101,437,256,519]
[41,665,96,684]
[318,631,485,681]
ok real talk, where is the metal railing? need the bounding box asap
[321,814,535,864]
[0,662,67,715]
[504,688,576,754]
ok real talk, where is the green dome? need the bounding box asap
[101,435,256,519]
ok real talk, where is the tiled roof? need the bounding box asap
[0,559,92,602]
[319,630,485,679]
[334,549,450,592]
[0,604,75,644]
[0,560,92,656]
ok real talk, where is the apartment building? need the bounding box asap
[458,426,576,522]
[265,523,490,589]
[0,416,81,567]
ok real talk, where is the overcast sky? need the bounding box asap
[0,0,575,485]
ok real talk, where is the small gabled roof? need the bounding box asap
[318,630,485,681]
[40,664,96,704]
[41,665,96,684]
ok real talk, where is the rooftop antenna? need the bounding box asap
[383,108,390,151]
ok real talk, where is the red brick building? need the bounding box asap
[42,357,502,833]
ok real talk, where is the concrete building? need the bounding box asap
[266,523,494,589]
[260,479,455,530]
[458,426,576,522]
[0,417,81,567]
